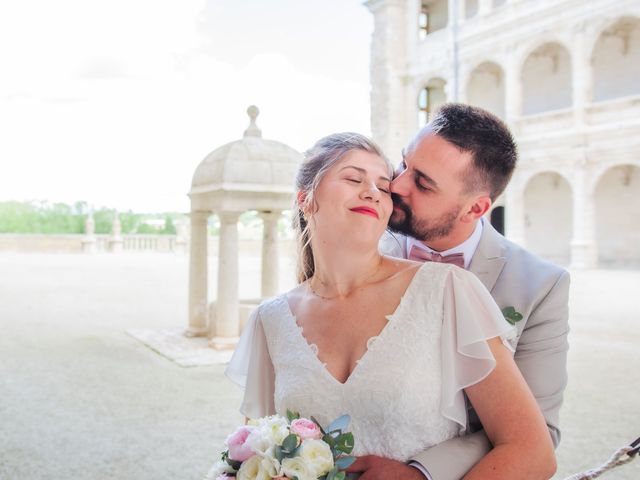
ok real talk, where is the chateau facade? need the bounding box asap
[366,0,640,267]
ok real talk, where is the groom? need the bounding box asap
[352,104,570,479]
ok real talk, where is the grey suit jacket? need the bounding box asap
[379,223,570,480]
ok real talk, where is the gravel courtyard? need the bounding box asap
[0,252,638,479]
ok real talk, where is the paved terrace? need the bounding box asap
[0,252,638,479]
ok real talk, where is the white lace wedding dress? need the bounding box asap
[226,262,514,462]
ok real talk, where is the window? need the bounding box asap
[419,2,430,40]
[418,88,431,125]
[418,1,448,37]
[418,79,446,125]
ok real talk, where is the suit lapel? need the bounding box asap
[469,222,508,293]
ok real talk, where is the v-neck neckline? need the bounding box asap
[279,262,430,386]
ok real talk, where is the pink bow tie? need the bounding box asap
[408,245,465,268]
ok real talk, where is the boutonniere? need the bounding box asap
[501,306,523,326]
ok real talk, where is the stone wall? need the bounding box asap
[366,0,640,267]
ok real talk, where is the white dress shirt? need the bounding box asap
[405,218,484,271]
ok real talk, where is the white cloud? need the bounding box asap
[0,0,372,213]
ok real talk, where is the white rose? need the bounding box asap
[246,428,271,457]
[260,453,282,478]
[281,456,316,480]
[237,455,261,480]
[299,439,335,476]
[262,416,291,445]
[203,460,234,480]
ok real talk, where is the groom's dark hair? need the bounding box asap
[430,103,517,201]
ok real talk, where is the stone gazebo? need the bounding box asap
[186,106,302,349]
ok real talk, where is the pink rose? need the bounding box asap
[225,425,256,462]
[290,418,322,440]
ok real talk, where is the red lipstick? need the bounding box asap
[350,207,379,219]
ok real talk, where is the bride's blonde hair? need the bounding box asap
[293,132,391,283]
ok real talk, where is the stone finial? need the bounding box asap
[243,105,262,138]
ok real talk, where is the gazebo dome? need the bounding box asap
[191,106,302,197]
[186,106,302,348]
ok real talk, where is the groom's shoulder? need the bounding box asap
[379,230,408,258]
[498,233,568,285]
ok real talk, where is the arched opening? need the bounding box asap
[466,62,506,120]
[418,78,447,125]
[465,0,479,19]
[490,206,505,235]
[592,17,640,102]
[522,43,572,115]
[524,172,572,264]
[595,165,640,267]
[419,0,449,39]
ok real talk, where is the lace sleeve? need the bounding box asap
[440,267,516,432]
[225,306,276,419]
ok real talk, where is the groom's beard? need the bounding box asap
[388,194,461,242]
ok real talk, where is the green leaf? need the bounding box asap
[335,456,356,469]
[335,433,355,454]
[226,458,242,471]
[274,445,284,463]
[334,472,346,480]
[501,306,523,325]
[281,434,299,453]
[287,409,300,423]
[326,414,351,434]
[323,433,336,449]
[326,468,339,480]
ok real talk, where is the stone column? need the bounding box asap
[457,0,466,24]
[570,168,598,268]
[109,212,123,253]
[174,219,188,254]
[186,210,209,337]
[82,213,96,253]
[457,66,470,104]
[210,211,241,349]
[504,177,526,246]
[479,0,493,16]
[505,54,523,130]
[365,0,410,159]
[572,23,592,128]
[259,211,281,298]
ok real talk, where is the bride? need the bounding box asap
[226,132,556,479]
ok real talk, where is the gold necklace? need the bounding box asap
[307,257,384,300]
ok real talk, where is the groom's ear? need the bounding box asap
[460,195,492,223]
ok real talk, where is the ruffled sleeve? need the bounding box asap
[225,306,276,419]
[440,267,516,432]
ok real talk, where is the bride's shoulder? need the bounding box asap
[381,256,458,286]
[253,291,290,319]
[378,257,424,295]
[381,255,421,276]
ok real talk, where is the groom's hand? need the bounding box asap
[346,455,425,479]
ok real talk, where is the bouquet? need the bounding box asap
[205,410,356,480]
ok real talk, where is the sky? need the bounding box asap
[0,0,374,213]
